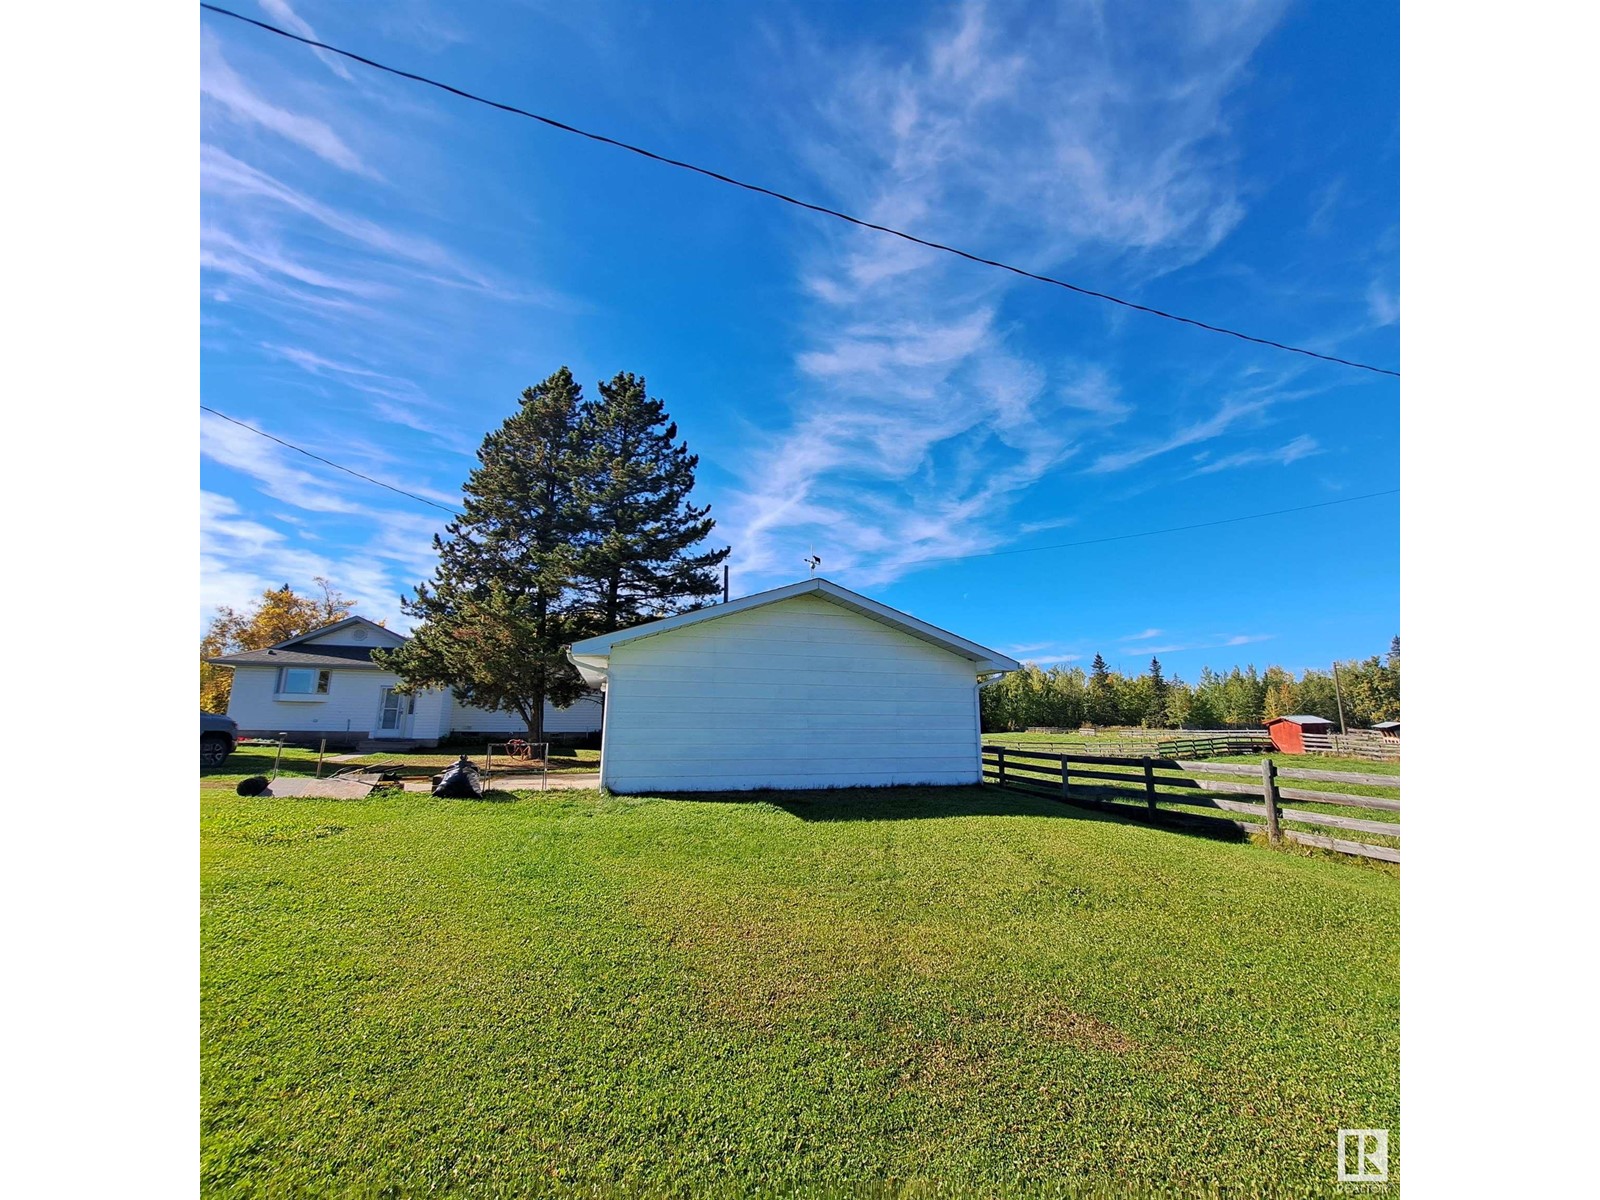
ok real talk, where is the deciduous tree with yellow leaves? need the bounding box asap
[200,579,355,713]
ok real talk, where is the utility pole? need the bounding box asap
[1331,661,1348,735]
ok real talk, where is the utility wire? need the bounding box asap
[201,405,462,515]
[201,402,1392,566]
[199,3,1400,379]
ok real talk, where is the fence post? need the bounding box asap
[1261,758,1281,843]
[1143,756,1157,813]
[1060,753,1071,801]
[316,737,326,779]
[997,747,1006,788]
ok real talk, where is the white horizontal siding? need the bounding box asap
[447,693,604,735]
[226,666,601,740]
[600,592,981,793]
[226,666,396,738]
[409,687,451,740]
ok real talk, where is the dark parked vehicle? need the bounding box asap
[201,712,238,768]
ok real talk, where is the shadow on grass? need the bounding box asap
[201,749,318,779]
[659,784,1249,842]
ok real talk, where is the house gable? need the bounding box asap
[285,616,406,650]
[569,578,1019,687]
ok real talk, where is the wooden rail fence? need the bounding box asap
[982,744,1399,863]
[1300,731,1400,761]
[1011,727,1399,762]
[1154,733,1274,758]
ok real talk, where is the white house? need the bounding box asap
[210,616,604,748]
[567,578,1019,794]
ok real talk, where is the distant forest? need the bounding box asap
[981,637,1400,732]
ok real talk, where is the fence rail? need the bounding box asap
[1010,726,1400,762]
[1300,731,1400,761]
[1155,733,1274,758]
[981,745,1399,863]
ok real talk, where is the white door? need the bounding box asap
[375,688,413,738]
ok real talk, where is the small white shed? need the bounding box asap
[566,578,1020,794]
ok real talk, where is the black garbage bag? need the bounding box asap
[431,755,484,799]
[236,776,270,796]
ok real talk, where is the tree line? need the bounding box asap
[981,638,1400,733]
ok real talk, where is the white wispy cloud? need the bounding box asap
[1086,394,1272,474]
[1016,515,1079,535]
[1188,433,1321,476]
[199,490,411,625]
[201,34,374,176]
[1121,629,1164,642]
[1307,177,1344,235]
[1142,633,1275,655]
[1366,280,1399,326]
[256,0,356,80]
[1001,638,1083,666]
[201,145,496,290]
[202,228,391,300]
[722,0,1290,589]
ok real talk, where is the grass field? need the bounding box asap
[202,773,1398,1196]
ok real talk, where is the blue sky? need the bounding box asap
[199,0,1398,681]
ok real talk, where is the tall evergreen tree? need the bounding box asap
[1087,653,1118,725]
[1145,656,1169,727]
[381,367,731,744]
[378,368,595,744]
[574,372,729,625]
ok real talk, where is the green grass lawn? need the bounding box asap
[202,782,1398,1197]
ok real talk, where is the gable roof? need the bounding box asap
[207,615,405,670]
[207,644,392,670]
[1266,714,1337,726]
[567,578,1021,685]
[271,615,401,649]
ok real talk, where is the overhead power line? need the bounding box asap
[199,3,1400,379]
[200,405,462,515]
[200,404,1393,567]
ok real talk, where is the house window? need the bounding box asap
[278,668,331,695]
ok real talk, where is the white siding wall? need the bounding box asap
[599,593,981,793]
[228,666,603,741]
[409,686,451,740]
[227,666,395,739]
[446,694,604,735]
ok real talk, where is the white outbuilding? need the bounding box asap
[566,578,1020,794]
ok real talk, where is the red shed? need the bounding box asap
[1264,714,1336,754]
